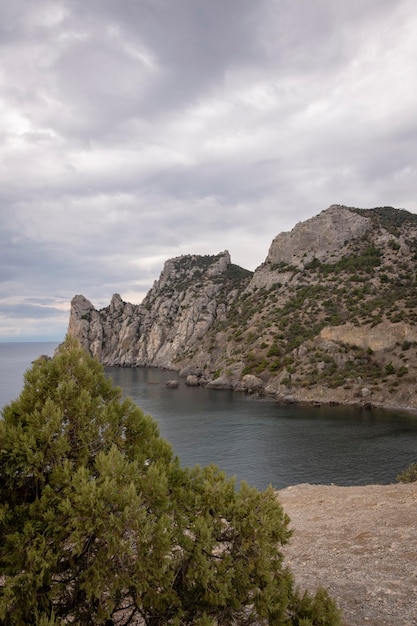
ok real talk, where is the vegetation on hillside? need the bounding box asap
[198,207,417,396]
[0,337,341,625]
[350,206,417,232]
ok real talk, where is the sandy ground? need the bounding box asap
[277,483,417,626]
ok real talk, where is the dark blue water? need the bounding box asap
[106,366,417,490]
[1,343,416,490]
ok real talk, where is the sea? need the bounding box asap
[1,341,417,490]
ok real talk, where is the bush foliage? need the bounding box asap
[0,337,341,625]
[396,462,417,483]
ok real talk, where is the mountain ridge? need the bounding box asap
[68,204,417,411]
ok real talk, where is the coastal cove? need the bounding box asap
[105,365,417,490]
[1,343,416,491]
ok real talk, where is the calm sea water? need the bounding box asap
[1,343,416,490]
[106,366,417,489]
[0,342,59,409]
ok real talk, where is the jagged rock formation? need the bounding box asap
[68,205,417,410]
[68,251,252,368]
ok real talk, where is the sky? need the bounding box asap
[1,0,417,341]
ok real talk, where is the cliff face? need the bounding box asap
[68,251,252,368]
[248,204,371,290]
[68,205,417,410]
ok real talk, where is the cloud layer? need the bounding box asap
[1,0,416,339]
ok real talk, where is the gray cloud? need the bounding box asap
[1,0,416,339]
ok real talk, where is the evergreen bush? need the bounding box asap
[0,337,341,625]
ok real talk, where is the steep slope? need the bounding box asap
[68,205,417,409]
[68,251,252,368]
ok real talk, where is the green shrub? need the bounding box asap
[0,337,342,625]
[385,362,395,375]
[397,462,417,483]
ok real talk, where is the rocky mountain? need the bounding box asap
[68,205,417,410]
[69,251,252,369]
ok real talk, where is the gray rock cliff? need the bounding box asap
[68,251,252,368]
[68,205,417,410]
[248,204,371,290]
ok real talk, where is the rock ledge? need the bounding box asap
[278,482,417,626]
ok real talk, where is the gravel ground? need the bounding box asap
[278,483,417,626]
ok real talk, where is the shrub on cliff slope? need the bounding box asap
[0,337,340,626]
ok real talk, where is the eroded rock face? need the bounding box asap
[267,205,370,267]
[320,321,417,351]
[248,205,371,290]
[68,295,103,358]
[69,205,376,368]
[68,251,252,368]
[67,205,417,410]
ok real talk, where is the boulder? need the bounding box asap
[206,376,234,390]
[241,374,264,393]
[185,375,200,386]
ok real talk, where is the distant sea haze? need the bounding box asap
[1,342,417,490]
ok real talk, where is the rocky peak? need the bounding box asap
[147,250,232,295]
[109,293,125,314]
[265,205,370,267]
[70,294,95,319]
[68,295,96,350]
[207,250,231,276]
[68,205,417,411]
[248,205,371,290]
[68,251,251,368]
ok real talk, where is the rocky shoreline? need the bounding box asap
[171,368,417,416]
[68,207,417,414]
[278,483,417,626]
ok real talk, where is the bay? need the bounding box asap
[107,366,417,490]
[0,343,416,490]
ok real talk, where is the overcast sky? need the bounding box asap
[1,0,416,341]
